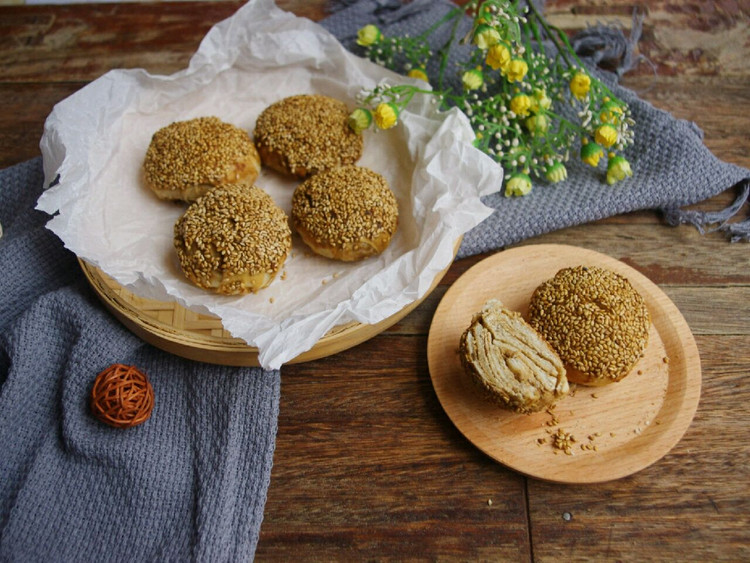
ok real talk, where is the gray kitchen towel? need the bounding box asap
[321,0,750,257]
[0,158,280,560]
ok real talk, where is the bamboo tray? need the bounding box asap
[427,244,702,483]
[81,243,456,366]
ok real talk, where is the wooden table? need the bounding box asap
[2,1,748,560]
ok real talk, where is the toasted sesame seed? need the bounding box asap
[291,165,398,261]
[173,185,291,295]
[551,428,576,455]
[254,94,363,178]
[528,265,650,384]
[144,116,260,199]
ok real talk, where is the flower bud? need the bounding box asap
[569,72,591,100]
[407,68,429,82]
[545,162,568,183]
[606,155,633,185]
[505,173,533,197]
[532,89,552,111]
[347,108,372,134]
[599,101,624,123]
[462,68,484,91]
[374,102,399,129]
[525,113,548,134]
[504,58,528,83]
[486,42,512,71]
[581,141,604,167]
[356,25,382,47]
[510,94,532,117]
[473,24,501,50]
[595,124,618,148]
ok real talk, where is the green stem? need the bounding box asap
[436,11,465,90]
[525,0,575,69]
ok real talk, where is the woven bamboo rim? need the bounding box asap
[79,237,459,366]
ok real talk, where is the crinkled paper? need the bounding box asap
[36,0,503,369]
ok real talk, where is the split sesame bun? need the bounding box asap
[173,185,291,295]
[253,94,363,178]
[460,299,569,414]
[528,265,650,386]
[144,117,261,202]
[291,165,398,262]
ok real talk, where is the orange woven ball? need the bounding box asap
[90,364,154,428]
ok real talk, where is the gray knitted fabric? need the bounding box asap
[0,158,279,560]
[321,0,750,256]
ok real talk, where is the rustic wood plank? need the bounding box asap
[0,1,332,82]
[260,335,532,560]
[526,334,750,562]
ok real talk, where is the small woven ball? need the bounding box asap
[90,364,154,428]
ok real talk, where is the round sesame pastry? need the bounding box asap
[460,299,568,414]
[173,185,291,295]
[291,165,398,262]
[527,265,651,386]
[144,116,261,202]
[253,94,364,178]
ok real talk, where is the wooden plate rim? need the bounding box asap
[427,244,702,483]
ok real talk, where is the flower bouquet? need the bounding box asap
[349,0,635,196]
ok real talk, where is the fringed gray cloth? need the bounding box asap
[322,0,750,256]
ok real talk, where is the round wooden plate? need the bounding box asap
[427,244,701,483]
[81,239,457,366]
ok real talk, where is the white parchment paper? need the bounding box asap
[36,0,503,369]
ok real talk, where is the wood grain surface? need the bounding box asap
[2,1,748,560]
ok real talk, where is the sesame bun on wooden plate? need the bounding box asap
[459,299,569,414]
[528,265,651,386]
[253,94,363,179]
[427,244,700,483]
[144,116,261,202]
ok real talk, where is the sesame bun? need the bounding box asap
[253,94,363,178]
[528,265,650,386]
[173,185,291,295]
[291,165,398,262]
[144,117,261,202]
[460,299,569,414]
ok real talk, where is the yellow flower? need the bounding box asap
[407,68,429,82]
[581,141,604,167]
[545,162,567,183]
[606,155,633,185]
[485,42,512,71]
[531,89,552,112]
[504,58,528,83]
[473,24,501,50]
[374,102,398,130]
[356,25,382,47]
[347,108,372,134]
[569,72,591,100]
[505,173,533,197]
[595,124,618,148]
[510,94,532,117]
[525,113,548,134]
[599,101,624,123]
[462,68,484,91]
